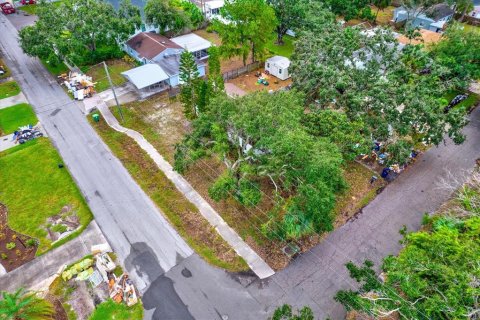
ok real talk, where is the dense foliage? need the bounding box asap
[19,0,140,65]
[145,0,204,35]
[211,0,277,66]
[336,173,480,319]
[325,0,374,21]
[267,0,308,44]
[0,288,54,320]
[175,91,346,240]
[291,16,468,165]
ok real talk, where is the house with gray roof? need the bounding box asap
[393,3,454,32]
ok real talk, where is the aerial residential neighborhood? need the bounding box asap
[0,0,479,319]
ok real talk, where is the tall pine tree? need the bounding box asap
[179,50,200,119]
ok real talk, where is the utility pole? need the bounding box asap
[103,61,124,122]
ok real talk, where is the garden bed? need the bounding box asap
[0,138,93,254]
[0,203,37,272]
[103,95,385,270]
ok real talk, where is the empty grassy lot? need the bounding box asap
[266,35,295,58]
[0,81,20,100]
[0,103,37,135]
[0,138,93,254]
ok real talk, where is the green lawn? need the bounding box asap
[461,22,480,34]
[40,58,69,76]
[266,34,295,58]
[0,103,38,135]
[443,91,480,112]
[83,59,134,93]
[0,81,21,100]
[89,299,143,320]
[0,138,93,253]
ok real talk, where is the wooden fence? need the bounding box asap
[222,61,261,81]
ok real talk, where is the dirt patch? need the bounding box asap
[0,203,37,272]
[226,69,292,94]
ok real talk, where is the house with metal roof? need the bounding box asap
[123,31,211,92]
[393,3,454,32]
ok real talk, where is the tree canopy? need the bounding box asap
[291,19,468,165]
[145,0,204,35]
[19,0,140,65]
[210,0,277,65]
[175,91,346,240]
[267,0,307,44]
[0,288,54,320]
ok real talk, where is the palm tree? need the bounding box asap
[0,288,54,320]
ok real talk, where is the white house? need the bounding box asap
[123,32,211,90]
[265,56,291,81]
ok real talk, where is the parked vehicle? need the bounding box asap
[20,0,35,5]
[0,2,15,14]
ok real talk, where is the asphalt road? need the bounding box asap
[2,12,480,320]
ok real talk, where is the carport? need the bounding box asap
[121,64,170,92]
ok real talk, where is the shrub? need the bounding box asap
[26,238,37,247]
[6,242,16,250]
[51,224,68,234]
[1,253,7,260]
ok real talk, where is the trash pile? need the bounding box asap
[58,72,96,101]
[13,125,43,144]
[61,247,138,307]
[0,64,6,76]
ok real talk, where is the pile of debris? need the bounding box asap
[61,247,139,308]
[13,125,43,144]
[0,64,6,76]
[58,72,96,101]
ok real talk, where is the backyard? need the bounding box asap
[0,81,20,100]
[0,138,93,254]
[0,103,37,135]
[98,94,384,270]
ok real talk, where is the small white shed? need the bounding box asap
[265,56,291,81]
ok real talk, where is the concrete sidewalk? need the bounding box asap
[0,221,110,293]
[0,92,28,109]
[95,99,275,279]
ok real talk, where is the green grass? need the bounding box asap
[89,116,248,272]
[461,22,480,34]
[0,138,93,254]
[0,81,20,100]
[0,103,38,135]
[83,59,134,93]
[40,57,69,76]
[89,299,143,320]
[443,91,480,113]
[266,34,295,58]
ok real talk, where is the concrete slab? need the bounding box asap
[0,92,28,109]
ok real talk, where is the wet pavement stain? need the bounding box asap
[125,242,194,320]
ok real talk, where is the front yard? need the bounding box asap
[0,138,93,255]
[98,94,384,270]
[84,59,136,93]
[0,103,37,135]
